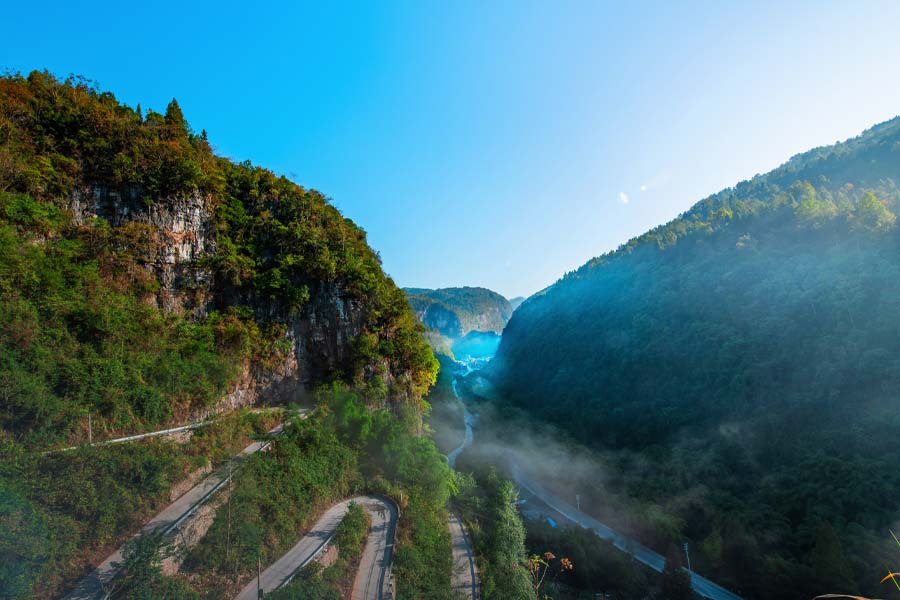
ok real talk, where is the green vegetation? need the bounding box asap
[0,71,439,599]
[183,414,360,596]
[0,70,435,446]
[454,469,536,600]
[0,190,251,446]
[109,531,199,600]
[326,386,454,600]
[212,159,438,402]
[333,501,369,566]
[264,564,339,600]
[422,330,456,361]
[0,409,271,599]
[181,387,452,598]
[494,117,900,598]
[405,286,512,337]
[524,520,654,600]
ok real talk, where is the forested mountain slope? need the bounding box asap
[492,117,900,598]
[0,71,436,446]
[0,72,442,599]
[404,286,512,337]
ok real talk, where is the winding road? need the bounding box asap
[512,465,743,600]
[62,422,287,600]
[449,358,740,600]
[447,369,481,599]
[233,495,397,600]
[448,512,479,600]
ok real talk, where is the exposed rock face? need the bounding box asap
[71,186,214,316]
[70,187,370,411]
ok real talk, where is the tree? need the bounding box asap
[794,181,837,228]
[852,190,896,231]
[164,98,188,139]
[481,470,536,599]
[661,543,693,600]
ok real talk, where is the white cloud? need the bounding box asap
[618,191,630,205]
[640,184,648,192]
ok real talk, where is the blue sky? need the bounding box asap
[4,1,900,298]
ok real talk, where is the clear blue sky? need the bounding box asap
[4,2,900,298]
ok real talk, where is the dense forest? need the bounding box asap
[0,72,442,598]
[404,286,513,337]
[493,117,900,598]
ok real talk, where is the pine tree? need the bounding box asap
[164,98,188,139]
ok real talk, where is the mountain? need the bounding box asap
[492,117,900,598]
[0,72,437,447]
[404,286,512,337]
[0,72,447,599]
[509,296,526,310]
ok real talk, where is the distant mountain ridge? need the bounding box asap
[404,286,512,337]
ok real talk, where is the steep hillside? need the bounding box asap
[0,72,436,447]
[0,71,441,598]
[508,296,526,310]
[404,286,512,337]
[493,117,900,598]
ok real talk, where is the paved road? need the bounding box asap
[45,407,287,455]
[351,496,397,600]
[62,424,285,600]
[233,495,397,600]
[446,369,481,599]
[448,512,478,600]
[512,465,743,600]
[446,401,473,469]
[45,421,213,455]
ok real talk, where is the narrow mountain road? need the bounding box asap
[449,512,478,600]
[45,420,213,455]
[62,423,286,600]
[446,382,473,469]
[512,465,743,600]
[234,496,397,600]
[351,496,398,600]
[446,370,480,599]
[44,407,286,455]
